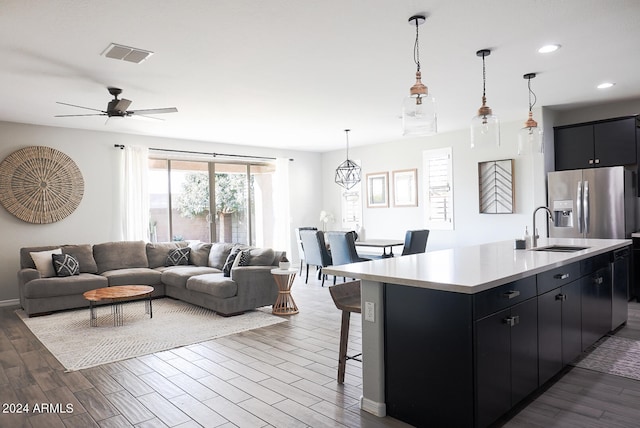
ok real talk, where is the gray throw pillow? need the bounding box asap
[166,247,191,266]
[52,253,80,277]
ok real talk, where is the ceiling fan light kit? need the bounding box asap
[470,49,500,149]
[402,14,437,137]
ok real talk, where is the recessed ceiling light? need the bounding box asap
[597,82,615,89]
[538,44,560,54]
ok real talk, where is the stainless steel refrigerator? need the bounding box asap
[547,166,637,239]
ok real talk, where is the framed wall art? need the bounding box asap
[392,168,418,207]
[366,172,389,208]
[478,159,514,214]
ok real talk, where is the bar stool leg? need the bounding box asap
[338,310,351,384]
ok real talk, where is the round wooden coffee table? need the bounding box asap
[83,285,154,326]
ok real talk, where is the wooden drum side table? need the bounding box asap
[271,268,299,315]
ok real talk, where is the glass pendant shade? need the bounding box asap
[470,99,500,148]
[402,72,437,136]
[518,112,544,155]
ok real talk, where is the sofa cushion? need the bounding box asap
[94,241,148,273]
[30,248,62,277]
[100,267,162,286]
[189,242,212,266]
[146,242,188,269]
[162,266,222,288]
[186,274,238,299]
[63,244,99,273]
[52,253,80,277]
[166,247,191,266]
[247,248,275,266]
[208,243,236,270]
[22,273,108,299]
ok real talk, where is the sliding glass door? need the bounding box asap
[149,158,273,246]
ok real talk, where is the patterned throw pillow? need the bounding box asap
[237,250,251,267]
[165,247,191,266]
[222,247,242,277]
[52,253,80,277]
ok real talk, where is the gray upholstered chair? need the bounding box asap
[401,229,430,256]
[299,229,332,286]
[326,231,370,284]
[329,280,362,383]
[295,227,318,274]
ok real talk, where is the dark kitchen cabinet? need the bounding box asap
[554,116,638,171]
[537,279,582,385]
[611,247,630,330]
[581,265,612,350]
[475,297,538,428]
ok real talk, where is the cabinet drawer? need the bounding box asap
[474,276,536,320]
[537,262,581,294]
[581,253,610,276]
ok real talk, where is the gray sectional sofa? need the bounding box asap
[18,240,285,317]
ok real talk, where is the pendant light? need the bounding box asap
[470,49,500,148]
[517,73,543,155]
[335,129,361,190]
[402,15,437,136]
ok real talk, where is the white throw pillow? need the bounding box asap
[30,248,62,278]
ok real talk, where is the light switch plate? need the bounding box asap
[364,301,375,322]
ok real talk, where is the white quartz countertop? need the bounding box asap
[323,238,631,294]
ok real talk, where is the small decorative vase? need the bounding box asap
[279,261,291,270]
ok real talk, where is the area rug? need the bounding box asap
[572,335,640,381]
[16,298,286,372]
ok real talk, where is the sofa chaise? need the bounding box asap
[18,240,284,317]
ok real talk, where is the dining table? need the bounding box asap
[354,239,404,258]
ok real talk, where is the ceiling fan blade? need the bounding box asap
[128,107,178,115]
[55,113,107,117]
[56,102,106,113]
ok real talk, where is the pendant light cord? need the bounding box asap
[527,77,537,112]
[344,129,350,159]
[413,19,421,72]
[482,53,486,98]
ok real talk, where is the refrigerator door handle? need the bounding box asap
[584,180,590,234]
[577,181,583,234]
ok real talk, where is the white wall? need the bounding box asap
[321,118,548,251]
[0,121,322,303]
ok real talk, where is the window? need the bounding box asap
[423,147,454,230]
[148,157,276,246]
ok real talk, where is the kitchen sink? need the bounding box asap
[531,245,589,252]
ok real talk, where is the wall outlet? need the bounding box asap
[364,301,375,322]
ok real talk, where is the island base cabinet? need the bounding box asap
[581,266,612,350]
[538,279,582,385]
[475,298,538,428]
[384,284,474,428]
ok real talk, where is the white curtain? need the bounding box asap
[120,145,150,241]
[273,158,291,258]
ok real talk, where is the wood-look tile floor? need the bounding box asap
[0,270,639,428]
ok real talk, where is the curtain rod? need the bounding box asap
[114,145,293,161]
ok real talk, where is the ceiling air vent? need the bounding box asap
[102,43,153,64]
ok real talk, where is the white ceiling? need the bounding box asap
[1,0,639,152]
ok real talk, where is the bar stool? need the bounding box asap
[329,280,362,384]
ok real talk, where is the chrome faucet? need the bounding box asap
[532,206,554,248]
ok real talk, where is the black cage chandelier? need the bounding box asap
[335,129,361,190]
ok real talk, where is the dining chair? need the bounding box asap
[295,226,318,274]
[326,231,370,284]
[401,229,430,255]
[299,229,332,286]
[329,280,362,384]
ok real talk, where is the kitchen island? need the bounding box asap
[323,238,631,428]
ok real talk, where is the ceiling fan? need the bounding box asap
[55,87,178,120]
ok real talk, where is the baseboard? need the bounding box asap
[360,395,386,417]
[0,299,20,308]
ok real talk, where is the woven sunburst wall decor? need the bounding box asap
[0,146,84,224]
